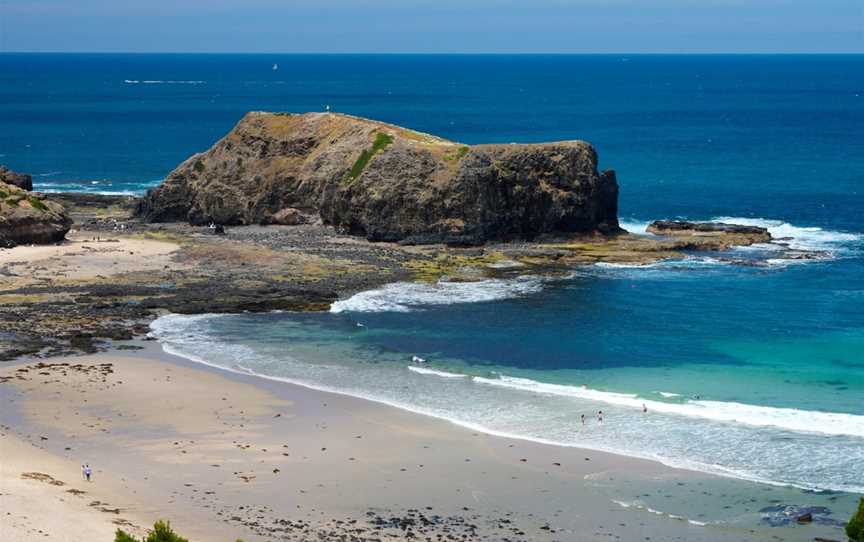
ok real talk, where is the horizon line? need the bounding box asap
[2,51,863,56]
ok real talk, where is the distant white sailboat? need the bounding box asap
[272,63,279,71]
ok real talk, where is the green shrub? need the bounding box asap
[146,521,188,542]
[115,521,188,542]
[193,160,205,173]
[28,197,48,212]
[343,132,394,184]
[848,498,864,542]
[444,145,470,162]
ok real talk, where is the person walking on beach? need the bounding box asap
[84,464,92,482]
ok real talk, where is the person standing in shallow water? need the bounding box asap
[598,410,603,423]
[581,414,586,426]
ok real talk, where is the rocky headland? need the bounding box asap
[0,177,72,247]
[138,112,621,245]
[1,114,818,361]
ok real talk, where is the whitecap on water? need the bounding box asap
[473,374,864,438]
[329,277,545,314]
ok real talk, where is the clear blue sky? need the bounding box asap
[1,0,862,53]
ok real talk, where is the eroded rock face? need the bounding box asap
[138,112,621,244]
[0,182,72,247]
[0,166,33,191]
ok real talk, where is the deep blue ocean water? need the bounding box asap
[3,54,862,499]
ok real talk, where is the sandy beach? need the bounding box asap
[0,342,849,542]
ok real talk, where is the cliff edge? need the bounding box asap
[138,112,620,245]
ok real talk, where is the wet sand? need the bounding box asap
[0,343,848,541]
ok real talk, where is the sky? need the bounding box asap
[0,0,862,53]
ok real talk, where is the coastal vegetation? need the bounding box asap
[28,196,48,211]
[344,131,394,184]
[115,521,187,542]
[115,521,243,542]
[848,497,864,541]
[443,145,470,161]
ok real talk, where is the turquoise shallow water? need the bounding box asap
[150,232,864,495]
[2,53,862,498]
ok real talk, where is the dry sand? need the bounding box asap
[0,233,183,289]
[0,345,844,541]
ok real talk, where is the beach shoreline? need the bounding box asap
[0,340,852,541]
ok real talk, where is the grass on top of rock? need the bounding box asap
[28,197,48,212]
[444,146,470,162]
[343,132,394,184]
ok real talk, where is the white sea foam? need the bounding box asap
[38,187,142,196]
[618,219,652,235]
[712,216,861,253]
[149,312,864,494]
[124,79,205,84]
[473,375,864,438]
[330,277,545,313]
[408,366,468,378]
[594,261,660,269]
[658,391,681,398]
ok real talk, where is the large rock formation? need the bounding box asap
[138,112,620,244]
[0,181,72,247]
[0,165,33,191]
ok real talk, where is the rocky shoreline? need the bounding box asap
[0,189,802,362]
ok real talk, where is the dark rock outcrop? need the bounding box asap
[138,112,621,244]
[647,220,770,237]
[646,220,772,248]
[0,182,72,246]
[0,165,33,191]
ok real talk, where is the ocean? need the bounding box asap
[2,54,862,497]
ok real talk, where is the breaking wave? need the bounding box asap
[472,374,864,438]
[123,79,205,85]
[330,277,545,313]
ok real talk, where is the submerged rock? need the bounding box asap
[0,181,72,246]
[0,165,33,191]
[138,112,621,245]
[758,504,840,527]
